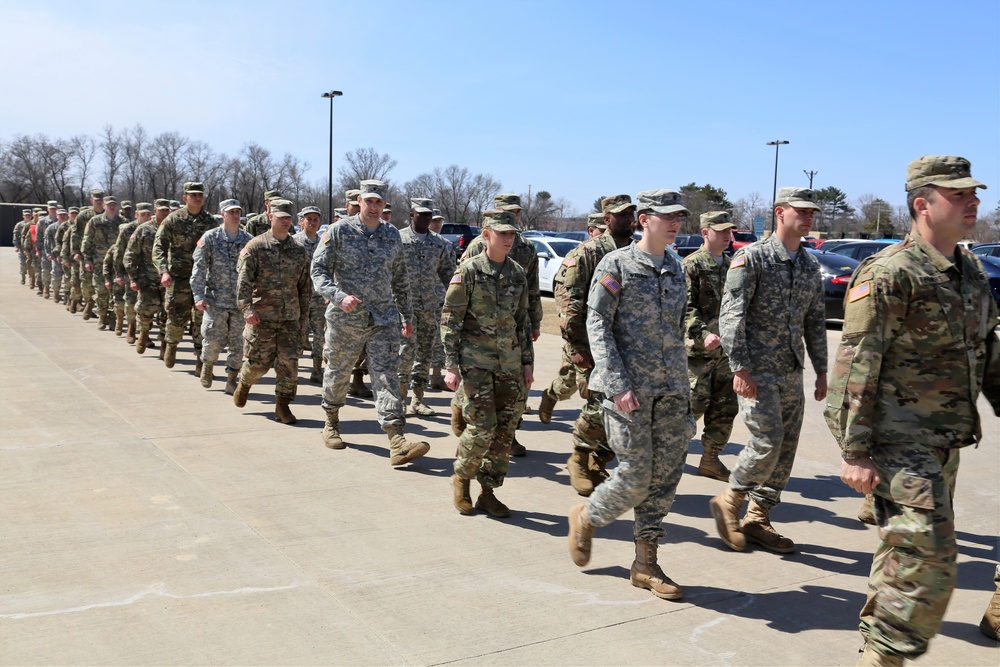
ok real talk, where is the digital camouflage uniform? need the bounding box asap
[111,218,141,328]
[584,243,694,540]
[193,224,253,374]
[21,221,37,286]
[35,215,55,294]
[720,232,827,508]
[52,218,72,301]
[81,211,123,318]
[825,228,1000,659]
[44,218,63,299]
[125,219,165,346]
[13,219,27,282]
[292,230,326,365]
[236,230,311,399]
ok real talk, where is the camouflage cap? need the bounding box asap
[269,198,294,218]
[104,196,119,205]
[68,206,79,213]
[587,212,607,229]
[334,207,348,217]
[183,181,205,194]
[700,210,735,230]
[410,197,434,213]
[136,202,153,212]
[482,209,518,232]
[90,188,105,198]
[359,180,388,201]
[298,205,321,217]
[46,200,58,208]
[345,189,361,202]
[384,203,392,212]
[169,200,181,209]
[32,208,43,213]
[121,200,133,209]
[494,193,522,211]
[154,198,170,210]
[775,186,821,210]
[22,208,31,215]
[601,194,637,214]
[220,198,242,212]
[636,190,688,216]
[432,209,444,220]
[905,155,986,192]
[56,208,68,215]
[264,189,282,201]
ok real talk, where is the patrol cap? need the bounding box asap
[482,209,518,232]
[635,190,688,216]
[334,207,348,217]
[22,208,31,215]
[905,155,986,192]
[56,208,68,215]
[384,203,392,212]
[46,200,58,208]
[775,186,821,210]
[298,205,321,218]
[410,197,434,214]
[220,198,242,212]
[700,210,735,230]
[359,180,388,201]
[345,189,361,202]
[432,209,444,220]
[68,206,79,213]
[183,181,205,194]
[154,198,170,210]
[90,188,105,199]
[601,194,636,214]
[135,202,153,212]
[121,200,133,209]
[269,198,294,218]
[104,196,119,205]
[168,200,181,210]
[32,208,43,213]
[587,212,606,229]
[493,193,522,211]
[264,189,282,201]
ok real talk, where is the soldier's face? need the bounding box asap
[429,218,443,233]
[58,213,68,222]
[23,214,31,221]
[777,205,815,236]
[359,197,385,224]
[920,186,980,238]
[222,209,242,225]
[69,213,77,221]
[381,210,392,222]
[484,228,515,256]
[92,198,104,211]
[271,214,293,234]
[607,210,635,238]
[137,211,152,222]
[347,201,361,216]
[641,212,684,246]
[155,210,169,223]
[301,213,321,233]
[106,202,120,217]
[587,226,603,239]
[703,227,733,254]
[183,193,205,211]
[48,207,57,217]
[412,211,432,234]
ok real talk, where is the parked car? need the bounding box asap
[972,243,1000,258]
[556,230,591,242]
[732,230,757,250]
[529,237,581,294]
[439,223,481,254]
[827,239,900,262]
[977,255,1000,307]
[809,248,860,320]
[671,234,704,257]
[521,230,560,238]
[816,239,855,253]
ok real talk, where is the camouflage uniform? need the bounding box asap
[825,226,1000,658]
[584,242,694,540]
[111,218,141,328]
[52,218,72,300]
[71,206,98,303]
[44,219,62,299]
[35,215,54,293]
[430,241,456,373]
[193,224,252,374]
[720,232,826,508]
[21,220,37,286]
[292,230,327,365]
[236,230,311,399]
[81,211,123,317]
[125,219,165,345]
[13,219,27,282]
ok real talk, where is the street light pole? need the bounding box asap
[321,90,343,221]
[767,140,789,233]
[803,169,817,189]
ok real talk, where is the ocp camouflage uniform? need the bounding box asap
[81,212,123,318]
[584,243,694,540]
[125,220,165,345]
[546,266,579,402]
[35,215,54,293]
[195,225,253,374]
[825,229,1000,660]
[44,219,62,299]
[430,241,457,372]
[719,232,827,508]
[684,245,738,455]
[292,230,327,364]
[243,212,271,237]
[111,219,141,328]
[442,252,531,489]
[69,207,97,303]
[13,220,27,282]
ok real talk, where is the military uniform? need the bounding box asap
[71,203,101,311]
[125,216,165,352]
[34,211,55,295]
[51,215,72,302]
[825,156,1000,663]
[13,217,28,283]
[243,189,282,237]
[43,215,62,300]
[81,207,124,327]
[292,227,326,378]
[110,214,142,335]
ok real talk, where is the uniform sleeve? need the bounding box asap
[236,247,256,316]
[560,251,593,358]
[124,230,140,281]
[516,278,533,366]
[441,267,471,370]
[586,259,630,397]
[81,221,94,264]
[391,243,413,325]
[310,233,348,306]
[101,246,115,283]
[190,233,211,304]
[719,250,757,373]
[296,251,311,332]
[436,243,455,291]
[152,219,171,276]
[684,258,710,349]
[113,227,130,280]
[803,264,829,374]
[522,248,543,332]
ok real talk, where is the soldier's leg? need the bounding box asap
[238,322,277,389]
[366,323,405,430]
[80,263,94,300]
[125,289,137,325]
[163,279,193,344]
[321,314,369,412]
[200,305,227,367]
[40,259,51,292]
[729,380,789,505]
[397,323,417,390]
[135,288,161,352]
[860,445,959,660]
[409,309,436,390]
[70,262,82,301]
[454,367,499,481]
[191,305,204,357]
[700,356,738,454]
[18,252,27,280]
[93,273,110,313]
[548,345,580,402]
[632,395,695,541]
[477,369,527,490]
[272,321,300,400]
[51,262,63,300]
[308,299,325,360]
[748,371,805,508]
[224,308,246,374]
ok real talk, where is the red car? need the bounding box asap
[732,230,757,250]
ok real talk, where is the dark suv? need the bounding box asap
[439,223,481,254]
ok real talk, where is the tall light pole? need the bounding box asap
[767,140,789,233]
[321,90,343,220]
[803,169,817,189]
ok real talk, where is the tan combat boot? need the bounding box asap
[194,357,203,377]
[200,362,214,389]
[126,321,136,344]
[475,487,511,518]
[856,643,904,667]
[43,284,50,299]
[568,503,595,566]
[409,387,435,417]
[631,539,683,600]
[538,388,558,424]
[588,452,612,490]
[386,425,430,466]
[114,311,124,336]
[29,274,35,289]
[741,500,794,554]
[233,379,251,408]
[567,450,594,496]
[81,298,94,320]
[322,409,345,449]
[510,436,527,457]
[224,370,239,396]
[709,487,747,551]
[450,399,466,437]
[163,342,177,368]
[69,299,78,314]
[429,367,447,391]
[97,311,109,331]
[452,475,473,515]
[698,451,730,482]
[274,397,297,424]
[858,493,877,526]
[980,586,1000,640]
[347,371,373,398]
[136,331,149,354]
[310,358,323,384]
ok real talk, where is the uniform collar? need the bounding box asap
[908,226,959,274]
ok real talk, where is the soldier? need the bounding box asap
[311,179,430,465]
[82,196,124,331]
[233,199,311,423]
[340,188,374,399]
[34,201,57,297]
[683,211,740,481]
[44,208,65,301]
[397,198,454,416]
[243,189,282,237]
[380,202,392,223]
[111,204,148,341]
[586,212,606,239]
[120,200,134,223]
[192,198,253,393]
[427,209,452,390]
[292,205,327,384]
[59,207,80,310]
[710,187,827,555]
[567,190,693,600]
[14,209,30,285]
[50,207,73,304]
[153,182,217,370]
[825,156,1000,666]
[72,189,106,319]
[126,199,170,355]
[444,210,533,517]
[344,189,361,217]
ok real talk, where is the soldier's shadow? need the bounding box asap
[786,474,864,503]
[693,584,865,633]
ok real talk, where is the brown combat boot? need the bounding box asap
[310,358,323,384]
[97,311,109,331]
[114,311,124,336]
[233,379,251,408]
[70,299,78,314]
[322,409,345,449]
[631,539,683,600]
[274,397,297,424]
[81,298,94,320]
[475,487,511,518]
[741,500,795,554]
[224,370,238,395]
[20,275,25,285]
[858,493,877,526]
[698,451,730,482]
[856,643,904,667]
[567,451,594,496]
[200,362,214,388]
[709,487,747,551]
[568,503,595,567]
[126,321,136,344]
[136,331,149,354]
[409,387,435,417]
[538,388,558,424]
[43,284,50,299]
[510,436,527,457]
[194,358,203,377]
[386,425,430,466]
[347,371,373,398]
[452,475,474,515]
[29,274,35,289]
[450,399,466,437]
[163,342,177,368]
[429,367,448,391]
[980,584,1000,640]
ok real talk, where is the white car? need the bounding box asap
[529,237,581,294]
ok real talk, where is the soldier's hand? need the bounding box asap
[814,372,828,402]
[444,368,461,391]
[613,389,639,413]
[703,333,722,351]
[195,300,208,312]
[74,253,81,261]
[523,364,533,391]
[104,281,112,289]
[339,294,362,312]
[245,311,261,325]
[840,457,880,494]
[570,351,593,369]
[85,262,93,272]
[733,370,757,398]
[130,280,139,292]
[531,329,540,341]
[401,322,414,338]
[160,272,173,288]
[114,277,124,286]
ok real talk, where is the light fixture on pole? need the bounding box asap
[767,140,789,233]
[321,90,343,220]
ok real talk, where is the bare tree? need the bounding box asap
[67,134,97,205]
[99,125,124,195]
[337,147,397,190]
[121,124,147,203]
[146,131,189,199]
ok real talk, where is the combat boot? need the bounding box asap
[450,399,466,437]
[741,500,794,553]
[70,299,78,314]
[452,475,473,515]
[568,503,595,567]
[310,358,323,384]
[980,587,1000,640]
[43,284,50,299]
[857,493,877,526]
[510,436,527,457]
[856,643,904,667]
[475,487,511,518]
[567,450,594,496]
[630,539,683,600]
[163,342,177,368]
[29,274,35,289]
[136,331,149,354]
[587,453,611,489]
[274,397,297,424]
[429,367,447,391]
[347,371,373,398]
[233,379,251,408]
[53,289,60,303]
[114,312,124,336]
[194,358,203,377]
[224,370,238,395]
[409,387,435,417]
[97,311,109,331]
[158,343,165,360]
[20,275,24,285]
[709,487,747,551]
[126,321,136,345]
[81,299,94,320]
[538,388,557,424]
[200,362,214,388]
[697,451,730,482]
[322,409,345,449]
[386,425,430,466]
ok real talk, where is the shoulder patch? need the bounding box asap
[450,273,463,284]
[848,281,871,303]
[598,273,621,295]
[562,257,577,267]
[196,239,204,247]
[240,247,249,257]
[731,255,745,268]
[321,232,330,243]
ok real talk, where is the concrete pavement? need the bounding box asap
[1,250,997,666]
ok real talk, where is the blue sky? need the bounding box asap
[3,0,998,215]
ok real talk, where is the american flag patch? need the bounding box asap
[563,257,577,267]
[599,273,621,295]
[321,232,330,243]
[450,273,462,284]
[848,281,871,303]
[731,255,745,268]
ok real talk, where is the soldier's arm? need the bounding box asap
[309,233,347,305]
[436,243,455,288]
[152,219,171,276]
[113,228,129,279]
[804,266,829,374]
[719,250,757,373]
[440,268,471,371]
[560,253,593,358]
[683,259,710,348]
[190,234,210,304]
[296,252,311,332]
[124,231,140,281]
[586,259,629,396]
[102,246,115,283]
[523,249,543,334]
[236,247,256,317]
[515,279,533,366]
[81,222,94,264]
[390,244,413,326]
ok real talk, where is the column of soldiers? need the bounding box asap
[10,157,999,666]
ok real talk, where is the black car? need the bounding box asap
[439,223,481,254]
[827,239,900,262]
[809,248,860,320]
[976,255,1000,307]
[672,234,704,257]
